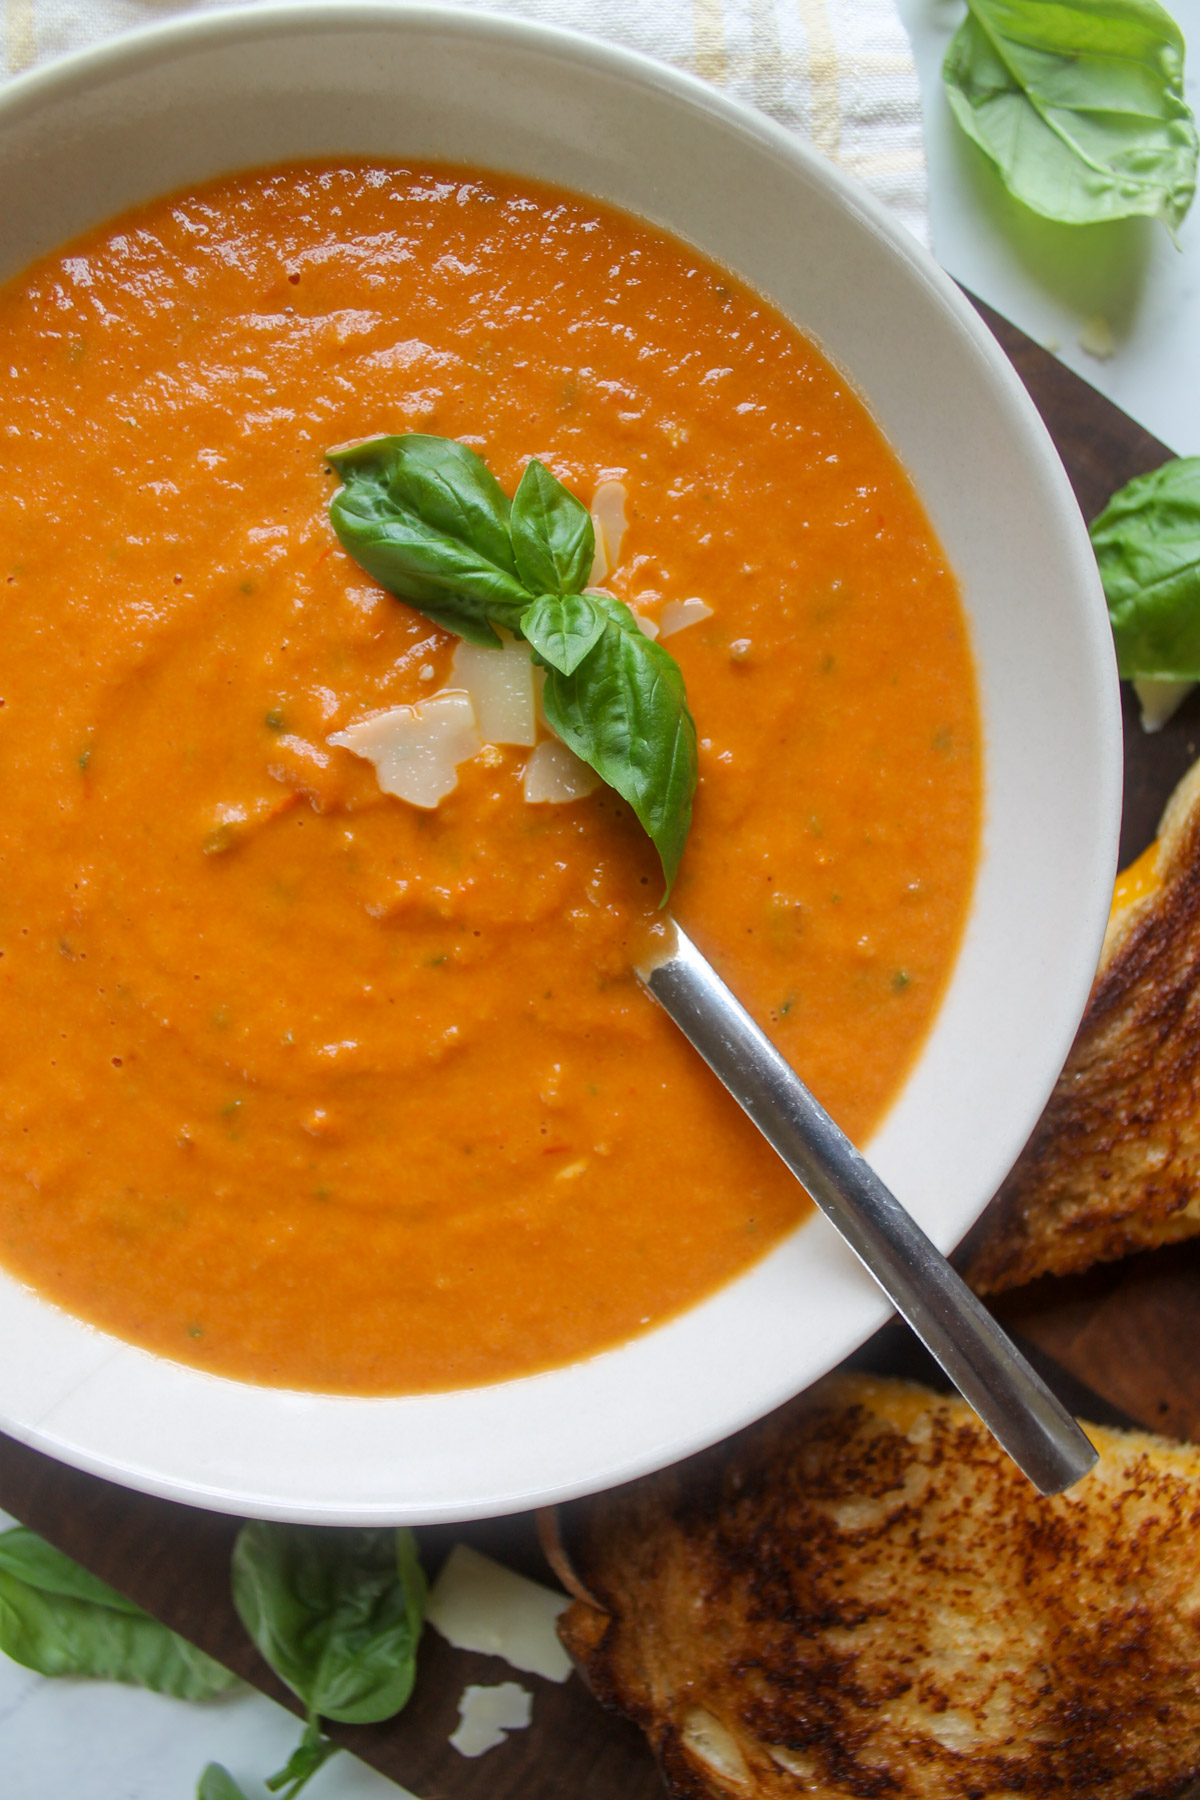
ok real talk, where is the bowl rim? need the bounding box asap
[0,0,1123,1522]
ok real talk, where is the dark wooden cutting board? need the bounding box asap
[2,297,1199,1800]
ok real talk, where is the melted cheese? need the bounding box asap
[1112,839,1160,913]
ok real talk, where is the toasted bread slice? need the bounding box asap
[559,1373,1200,1800]
[967,755,1200,1294]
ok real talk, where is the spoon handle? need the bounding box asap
[636,921,1097,1496]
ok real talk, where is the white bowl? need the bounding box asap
[0,3,1121,1523]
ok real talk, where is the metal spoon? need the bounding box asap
[635,918,1098,1496]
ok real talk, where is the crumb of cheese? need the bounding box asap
[449,1682,533,1758]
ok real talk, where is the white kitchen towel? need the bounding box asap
[1,0,929,240]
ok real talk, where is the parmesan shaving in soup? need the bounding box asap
[328,690,480,807]
[588,479,628,585]
[451,631,538,746]
[659,597,714,639]
[523,738,602,804]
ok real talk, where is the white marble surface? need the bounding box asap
[897,0,1200,458]
[6,4,1200,1791]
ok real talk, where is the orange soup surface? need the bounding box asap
[0,164,980,1393]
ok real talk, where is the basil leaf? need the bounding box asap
[231,1524,426,1727]
[943,0,1198,230]
[521,591,608,676]
[198,1767,250,1800]
[266,1719,339,1798]
[0,1526,146,1612]
[328,436,532,647]
[0,1530,238,1699]
[540,594,697,897]
[1090,455,1200,677]
[510,459,595,596]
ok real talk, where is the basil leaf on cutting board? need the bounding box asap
[0,1525,238,1699]
[1091,456,1200,677]
[231,1523,426,1793]
[231,1523,425,1725]
[328,434,698,898]
[943,0,1198,231]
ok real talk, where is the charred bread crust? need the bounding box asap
[557,1374,1200,1800]
[969,756,1200,1294]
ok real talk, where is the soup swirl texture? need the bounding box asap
[0,164,979,1393]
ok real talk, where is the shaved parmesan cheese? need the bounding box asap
[449,1682,533,1758]
[523,739,601,805]
[328,691,479,809]
[532,662,549,731]
[428,1543,573,1681]
[1134,676,1194,733]
[658,596,714,639]
[681,1709,751,1784]
[451,631,537,747]
[588,479,628,585]
[631,610,659,640]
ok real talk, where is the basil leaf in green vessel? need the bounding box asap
[943,0,1198,231]
[232,1523,426,1793]
[510,456,596,596]
[0,1525,238,1699]
[328,435,530,646]
[198,1767,251,1800]
[540,593,697,895]
[521,590,609,676]
[1091,455,1200,676]
[327,433,699,898]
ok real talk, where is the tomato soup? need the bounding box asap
[0,165,979,1393]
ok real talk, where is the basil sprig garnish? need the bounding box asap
[943,0,1198,233]
[328,434,698,897]
[1091,455,1200,678]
